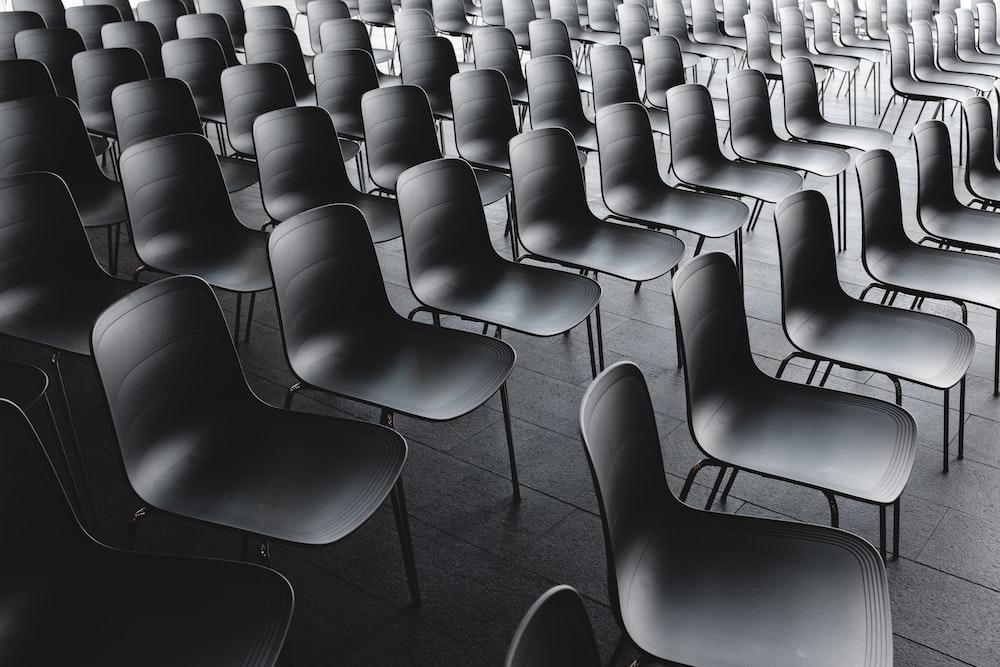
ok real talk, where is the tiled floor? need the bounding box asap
[12,16,1000,665]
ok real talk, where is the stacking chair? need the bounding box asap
[837,0,888,50]
[200,0,247,50]
[550,0,617,48]
[221,61,296,159]
[691,0,742,55]
[935,13,1000,79]
[433,0,484,58]
[592,43,669,134]
[358,0,395,31]
[269,204,520,498]
[596,102,749,266]
[12,0,64,27]
[780,7,860,122]
[254,106,401,240]
[318,18,395,80]
[525,54,596,151]
[396,157,605,375]
[641,34,698,119]
[100,20,163,77]
[313,47,378,141]
[398,34,458,121]
[245,4,293,31]
[864,0,888,41]
[501,0,534,47]
[135,0,186,42]
[579,360,895,664]
[956,8,1000,67]
[65,4,120,50]
[0,11,45,59]
[14,26,82,97]
[977,1,1000,56]
[775,189,973,475]
[657,0,732,79]
[91,275,420,605]
[0,172,139,525]
[743,11,782,83]
[245,27,316,107]
[749,0,782,42]
[963,96,1000,209]
[728,68,851,248]
[306,0,349,54]
[395,7,435,47]
[857,149,1000,397]
[505,586,601,667]
[525,18,593,94]
[112,76,258,192]
[0,56,55,100]
[84,0,134,21]
[667,83,802,233]
[721,0,747,38]
[618,1,651,63]
[0,399,295,666]
[885,0,908,36]
[913,19,993,93]
[176,12,240,66]
[911,0,932,24]
[812,1,883,112]
[0,96,128,269]
[162,37,227,125]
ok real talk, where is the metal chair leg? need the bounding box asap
[40,392,84,521]
[942,387,950,473]
[233,292,242,342]
[283,382,302,409]
[679,458,714,502]
[243,292,256,343]
[390,479,421,606]
[499,383,521,503]
[958,377,966,460]
[51,350,97,526]
[823,490,839,527]
[585,315,597,379]
[705,466,726,510]
[127,506,147,549]
[892,498,900,560]
[879,504,887,562]
[719,467,739,503]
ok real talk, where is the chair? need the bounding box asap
[505,586,601,667]
[857,148,1000,397]
[100,19,163,76]
[112,77,258,192]
[313,47,377,141]
[83,0,133,21]
[269,203,519,498]
[550,0,617,47]
[780,7,860,122]
[135,0,186,42]
[0,11,45,59]
[14,26,82,98]
[935,13,1000,79]
[91,274,419,604]
[586,0,618,33]
[398,34,458,120]
[481,0,505,26]
[72,46,147,141]
[396,157,604,373]
[885,0,908,35]
[65,4,120,50]
[977,1,1000,56]
[450,68,517,174]
[358,0,395,27]
[306,0,349,54]
[526,17,594,94]
[501,0,534,47]
[244,27,315,108]
[0,57,55,100]
[253,106,401,240]
[956,8,1000,67]
[913,19,992,93]
[618,1,651,63]
[162,36,226,124]
[318,18,394,78]
[864,0,888,40]
[657,0,732,70]
[721,0,747,38]
[200,0,247,49]
[749,0,782,40]
[591,43,669,133]
[579,360,895,665]
[743,11,782,81]
[775,189,973,476]
[245,4,292,32]
[433,0,484,44]
[692,0,742,52]
[812,1,883,113]
[525,54,596,151]
[221,61,295,158]
[395,7,435,46]
[12,0,64,27]
[963,96,1000,209]
[176,12,240,66]
[837,0,888,50]
[597,102,748,264]
[119,133,271,341]
[473,26,528,106]
[0,398,295,666]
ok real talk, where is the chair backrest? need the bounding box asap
[505,585,602,667]
[83,0,134,21]
[885,0,907,32]
[361,84,441,191]
[596,102,661,196]
[450,68,518,161]
[865,0,886,35]
[398,34,458,105]
[111,76,203,151]
[619,1,651,51]
[0,57,55,100]
[100,20,162,76]
[749,0,777,25]
[811,1,837,52]
[402,0,433,12]
[887,26,914,87]
[726,67,779,150]
[978,2,999,50]
[358,0,395,25]
[0,11,46,60]
[65,4,121,50]
[527,17,572,58]
[779,5,808,56]
[306,0,349,53]
[666,82,723,168]
[939,0,960,20]
[221,62,294,156]
[481,0,505,26]
[253,105,354,221]
[91,275,256,495]
[245,4,293,32]
[781,55,823,124]
[162,37,226,113]
[312,47,377,138]
[432,0,469,26]
[934,13,959,63]
[587,0,618,30]
[396,8,435,45]
[502,0,536,39]
[525,54,587,129]
[135,0,186,42]
[964,96,997,184]
[836,0,861,40]
[12,0,64,28]
[911,19,936,74]
[199,0,247,48]
[72,47,148,129]
[318,17,377,58]
[722,0,747,35]
[590,44,641,110]
[472,26,525,89]
[641,34,684,107]
[955,8,979,54]
[656,0,692,42]
[244,26,312,99]
[744,11,778,72]
[175,12,239,66]
[549,0,583,30]
[533,0,551,19]
[14,26,83,98]
[911,0,932,24]
[692,0,723,40]
[855,148,909,265]
[913,119,961,213]
[509,126,592,232]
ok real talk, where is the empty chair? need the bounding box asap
[245,4,292,31]
[692,0,742,53]
[885,0,908,35]
[956,8,1000,66]
[269,203,519,498]
[254,106,401,240]
[119,133,271,340]
[550,0,617,46]
[0,57,55,100]
[913,19,993,93]
[586,0,618,33]
[221,61,295,158]
[0,398,295,666]
[176,12,240,66]
[812,1,883,112]
[857,149,1000,396]
[473,26,529,105]
[780,7,860,121]
[91,274,419,603]
[526,17,594,93]
[743,11,782,80]
[100,19,162,76]
[501,0,535,47]
[775,189,973,475]
[658,0,733,67]
[399,34,458,120]
[433,0,484,42]
[306,0,349,54]
[318,18,394,75]
[450,68,518,174]
[579,360,895,665]
[200,0,247,49]
[313,47,377,140]
[837,0,888,50]
[14,26,82,98]
[618,1,651,62]
[65,4,120,50]
[358,0,395,28]
[395,7,435,46]
[83,0,134,21]
[963,96,1000,208]
[0,11,45,59]
[480,0,505,26]
[112,77,259,192]
[396,157,604,372]
[864,0,888,40]
[72,46,147,140]
[525,54,596,151]
[12,0,64,27]
[506,586,601,667]
[245,27,315,106]
[978,2,1000,56]
[162,37,226,123]
[135,0,186,42]
[722,0,747,37]
[935,13,1000,79]
[592,43,669,133]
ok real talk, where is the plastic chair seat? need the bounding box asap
[76,183,129,229]
[867,246,1000,310]
[803,52,859,73]
[136,230,272,294]
[0,360,47,410]
[893,77,975,104]
[939,55,1000,80]
[786,117,892,151]
[841,33,889,50]
[621,509,893,666]
[83,109,116,138]
[735,139,850,177]
[788,302,974,390]
[968,171,1000,204]
[817,42,880,63]
[605,182,748,238]
[920,206,1000,252]
[674,157,802,203]
[533,117,598,151]
[916,66,993,92]
[565,25,618,45]
[219,156,261,192]
[695,31,742,50]
[437,19,486,36]
[698,377,914,504]
[271,190,402,242]
[683,40,733,60]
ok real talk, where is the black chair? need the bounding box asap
[220,61,295,158]
[935,13,1000,79]
[472,26,529,106]
[358,0,395,29]
[775,189,973,475]
[963,95,1000,209]
[780,7,860,122]
[399,34,458,121]
[135,0,186,42]
[657,0,731,71]
[14,26,83,98]
[0,56,55,100]
[550,0,617,47]
[254,106,401,240]
[84,0,134,21]
[618,1,651,63]
[501,0,535,47]
[200,0,247,50]
[12,0,64,27]
[318,18,395,80]
[641,33,703,114]
[0,11,45,59]
[579,360,894,665]
[0,172,140,524]
[526,16,595,96]
[361,84,510,204]
[245,4,293,32]
[395,7,435,47]
[396,157,605,374]
[0,398,295,666]
[100,19,163,76]
[812,1,883,113]
[244,26,315,107]
[313,47,377,141]
[596,102,748,265]
[112,77,258,193]
[692,0,743,57]
[433,0,484,45]
[857,148,1000,397]
[591,43,669,134]
[176,12,240,66]
[65,4,121,50]
[162,37,227,126]
[727,68,851,248]
[91,274,420,604]
[586,0,618,34]
[269,203,520,499]
[505,585,601,667]
[306,0,350,54]
[525,54,596,151]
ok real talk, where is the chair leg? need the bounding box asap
[704,466,726,510]
[879,504,887,562]
[942,387,950,473]
[892,498,900,560]
[51,350,97,526]
[595,303,605,371]
[585,315,597,379]
[233,292,242,342]
[39,392,85,521]
[775,352,806,379]
[244,292,256,343]
[679,458,714,502]
[390,478,421,606]
[499,383,521,503]
[994,311,999,396]
[958,377,966,460]
[823,490,839,527]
